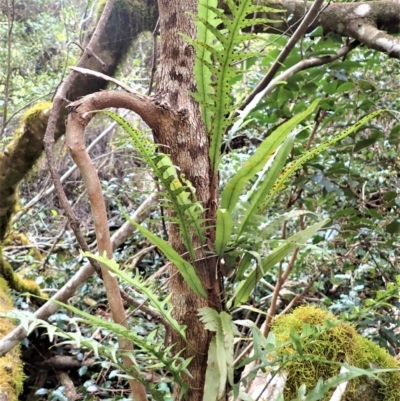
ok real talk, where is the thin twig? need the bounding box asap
[263,248,299,338]
[43,0,118,278]
[147,17,160,96]
[240,0,327,110]
[279,271,323,315]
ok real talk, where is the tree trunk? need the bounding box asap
[155,1,222,400]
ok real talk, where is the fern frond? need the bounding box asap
[190,0,282,173]
[97,110,206,261]
[105,221,207,298]
[231,218,329,306]
[37,304,191,394]
[260,109,387,212]
[84,254,187,339]
[221,100,318,215]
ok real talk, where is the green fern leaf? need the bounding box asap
[215,208,233,256]
[261,109,387,212]
[235,131,297,239]
[232,219,329,306]
[97,110,206,261]
[122,219,207,299]
[84,253,187,340]
[221,100,318,214]
[190,0,282,173]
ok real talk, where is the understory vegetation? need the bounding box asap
[1,0,400,400]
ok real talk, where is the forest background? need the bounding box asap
[2,0,400,400]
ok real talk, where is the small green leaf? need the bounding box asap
[289,328,303,356]
[215,209,233,255]
[126,221,207,298]
[386,220,400,235]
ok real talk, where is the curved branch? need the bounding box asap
[67,90,160,130]
[258,40,359,100]
[66,94,150,400]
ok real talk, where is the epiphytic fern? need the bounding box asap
[98,111,206,263]
[188,0,281,173]
[259,109,387,213]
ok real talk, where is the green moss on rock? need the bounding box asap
[271,306,400,401]
[0,277,25,401]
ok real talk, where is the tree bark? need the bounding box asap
[155,1,222,400]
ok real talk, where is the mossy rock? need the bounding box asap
[271,306,400,401]
[0,277,24,401]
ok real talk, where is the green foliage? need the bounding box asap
[215,208,233,256]
[230,218,329,307]
[260,108,387,212]
[199,308,238,401]
[189,0,281,173]
[267,306,400,401]
[86,253,188,340]
[221,100,319,215]
[98,110,206,263]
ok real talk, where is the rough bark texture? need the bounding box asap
[155,1,222,400]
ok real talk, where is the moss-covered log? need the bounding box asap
[0,278,24,401]
[0,0,158,242]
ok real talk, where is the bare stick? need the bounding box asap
[66,90,158,400]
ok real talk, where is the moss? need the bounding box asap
[0,247,45,298]
[22,101,53,127]
[271,306,400,401]
[0,277,25,400]
[4,232,43,262]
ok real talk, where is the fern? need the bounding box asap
[85,253,188,338]
[221,101,318,215]
[22,309,191,398]
[231,218,328,307]
[199,308,238,400]
[97,110,206,262]
[189,0,281,173]
[260,109,387,212]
